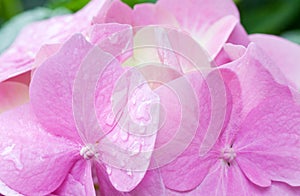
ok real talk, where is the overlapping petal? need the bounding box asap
[235,95,300,187]
[0,81,29,113]
[30,34,93,142]
[0,105,80,195]
[53,160,95,196]
[0,0,110,82]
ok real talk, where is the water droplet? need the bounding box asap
[1,144,15,156]
[120,131,129,141]
[140,126,147,135]
[1,144,23,170]
[106,166,112,175]
[129,141,142,156]
[126,169,133,177]
[108,35,118,44]
[131,95,137,105]
[106,112,115,126]
[111,132,119,142]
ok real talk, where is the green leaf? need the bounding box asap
[238,0,300,34]
[122,0,157,8]
[282,30,300,44]
[0,7,70,54]
[0,0,23,20]
[47,0,90,12]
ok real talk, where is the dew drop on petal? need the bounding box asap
[126,169,133,177]
[120,131,129,141]
[105,112,115,126]
[129,141,142,156]
[111,132,119,142]
[1,144,23,170]
[106,166,112,175]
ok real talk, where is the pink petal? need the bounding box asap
[268,182,300,195]
[159,73,217,191]
[223,43,247,61]
[89,23,133,62]
[94,162,123,196]
[0,105,80,195]
[30,34,93,142]
[157,0,239,58]
[160,70,230,191]
[33,43,62,68]
[199,15,238,59]
[95,163,166,195]
[157,0,239,31]
[161,144,217,191]
[128,169,165,195]
[53,160,95,196]
[226,163,264,196]
[6,71,31,86]
[250,34,300,100]
[227,23,250,46]
[235,95,300,187]
[0,81,29,113]
[152,73,202,168]
[189,162,228,196]
[73,45,160,191]
[133,3,178,26]
[223,43,289,118]
[73,46,124,143]
[93,0,133,25]
[95,68,159,191]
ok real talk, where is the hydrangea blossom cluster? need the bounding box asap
[1,0,300,195]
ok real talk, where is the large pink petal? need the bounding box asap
[132,3,178,26]
[97,0,133,25]
[0,0,109,82]
[72,46,124,143]
[160,70,230,191]
[152,72,202,168]
[222,43,289,118]
[250,34,300,101]
[235,95,300,187]
[95,69,159,192]
[157,0,239,30]
[188,162,228,196]
[53,160,95,196]
[198,15,238,59]
[157,0,239,58]
[268,182,300,195]
[0,105,80,195]
[6,71,31,86]
[127,169,165,195]
[30,34,93,142]
[0,81,29,113]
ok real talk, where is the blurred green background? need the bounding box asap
[0,0,299,53]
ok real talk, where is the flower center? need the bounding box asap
[80,144,98,160]
[222,146,236,166]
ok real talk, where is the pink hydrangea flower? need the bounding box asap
[0,33,161,195]
[1,0,300,195]
[160,43,300,195]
